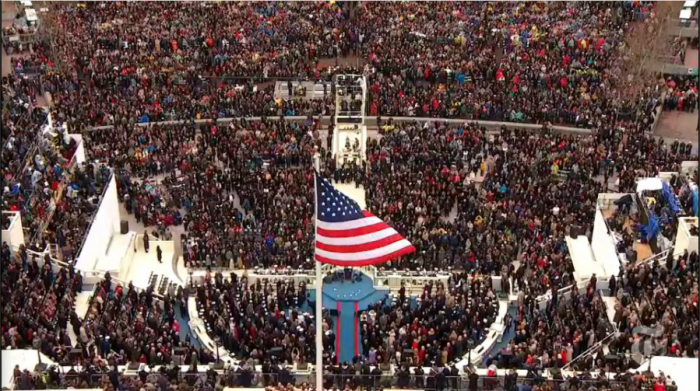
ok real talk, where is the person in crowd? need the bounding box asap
[143,231,150,253]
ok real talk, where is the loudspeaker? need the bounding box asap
[212,362,225,370]
[551,367,564,380]
[380,363,391,371]
[297,363,308,370]
[120,220,129,234]
[68,348,83,360]
[629,353,644,368]
[173,347,188,356]
[605,355,620,366]
[34,363,48,372]
[127,362,141,370]
[570,225,581,239]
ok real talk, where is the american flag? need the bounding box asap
[315,173,415,266]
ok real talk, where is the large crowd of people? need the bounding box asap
[80,273,200,367]
[194,273,325,365]
[359,2,641,125]
[2,1,699,390]
[360,275,496,368]
[18,1,664,127]
[1,245,84,363]
[494,278,612,372]
[612,250,699,360]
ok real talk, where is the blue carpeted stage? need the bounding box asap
[308,272,388,363]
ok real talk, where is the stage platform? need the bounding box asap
[93,232,136,275]
[125,235,183,292]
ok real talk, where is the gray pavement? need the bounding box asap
[654,110,698,150]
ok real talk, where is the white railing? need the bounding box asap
[535,275,612,309]
[81,269,163,299]
[634,246,674,268]
[562,331,618,371]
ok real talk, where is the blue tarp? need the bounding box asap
[661,182,681,215]
[643,212,661,242]
[693,189,698,217]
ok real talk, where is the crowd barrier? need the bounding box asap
[534,275,612,311]
[187,267,482,293]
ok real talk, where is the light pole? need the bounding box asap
[214,336,221,364]
[467,339,474,369]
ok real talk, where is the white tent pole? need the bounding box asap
[314,153,323,391]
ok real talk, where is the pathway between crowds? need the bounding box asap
[309,274,388,364]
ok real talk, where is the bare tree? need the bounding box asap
[618,2,681,103]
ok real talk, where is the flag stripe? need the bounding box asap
[316,239,413,261]
[315,233,405,253]
[317,221,389,238]
[315,244,416,267]
[316,227,400,245]
[316,215,382,231]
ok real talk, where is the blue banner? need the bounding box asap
[661,182,681,215]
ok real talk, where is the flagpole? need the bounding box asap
[313,152,323,391]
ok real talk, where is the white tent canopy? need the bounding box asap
[1,350,55,389]
[636,177,663,193]
[634,356,698,391]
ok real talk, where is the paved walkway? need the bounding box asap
[685,47,698,69]
[655,110,699,151]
